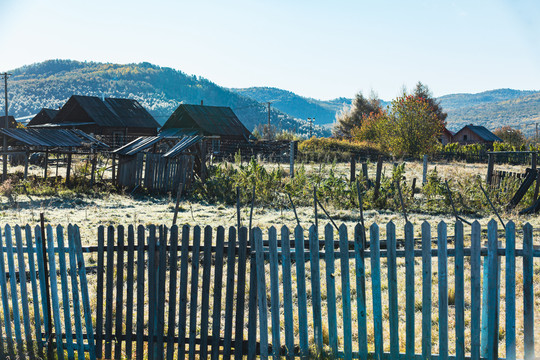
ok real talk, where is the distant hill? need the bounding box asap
[439,89,540,135]
[232,87,352,125]
[1,59,328,136]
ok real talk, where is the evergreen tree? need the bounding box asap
[333,92,382,138]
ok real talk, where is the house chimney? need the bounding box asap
[201,100,203,106]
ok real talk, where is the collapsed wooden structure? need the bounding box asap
[113,134,204,193]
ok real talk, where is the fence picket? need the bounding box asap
[234,227,248,359]
[438,222,448,360]
[223,227,236,359]
[104,226,115,359]
[14,226,32,350]
[523,223,534,360]
[421,221,432,359]
[115,226,125,360]
[455,221,465,360]
[471,221,482,360]
[295,225,309,359]
[73,225,96,360]
[25,224,42,352]
[46,225,64,360]
[0,226,13,352]
[188,226,201,360]
[136,225,146,360]
[125,225,135,360]
[281,226,295,360]
[505,221,516,360]
[199,226,213,359]
[177,225,190,359]
[56,225,75,360]
[210,226,225,360]
[405,222,415,360]
[67,226,85,360]
[487,220,499,360]
[95,226,105,359]
[387,222,399,360]
[166,225,178,360]
[34,225,48,347]
[156,226,168,359]
[147,225,158,360]
[269,226,281,359]
[5,226,22,346]
[354,224,367,360]
[309,225,323,353]
[254,228,269,359]
[371,223,383,360]
[325,224,338,357]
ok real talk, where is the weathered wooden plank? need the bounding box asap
[505,221,516,360]
[34,225,48,348]
[25,224,42,351]
[199,226,213,359]
[67,225,85,360]
[281,226,295,360]
[486,220,499,360]
[14,226,32,350]
[471,221,481,360]
[56,225,75,360]
[438,222,448,360]
[177,225,190,359]
[188,226,201,360]
[147,225,158,360]
[104,226,115,359]
[166,225,178,360]
[481,244,489,358]
[5,226,22,345]
[325,224,338,357]
[295,225,309,359]
[454,221,465,360]
[421,221,432,359]
[371,223,383,360]
[387,221,399,360]
[73,225,96,360]
[354,223,367,360]
[155,226,168,359]
[115,226,125,360]
[95,226,105,359]
[223,227,236,359]
[0,226,13,351]
[309,225,323,353]
[268,226,281,359]
[523,223,534,360]
[254,228,269,360]
[404,221,415,360]
[125,225,135,360]
[46,225,64,359]
[234,227,249,359]
[210,226,225,360]
[136,225,146,360]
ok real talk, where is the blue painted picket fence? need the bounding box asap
[252,220,539,360]
[0,224,95,359]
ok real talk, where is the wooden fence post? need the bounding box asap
[374,156,383,198]
[422,154,428,184]
[361,162,369,187]
[486,153,494,184]
[289,141,295,178]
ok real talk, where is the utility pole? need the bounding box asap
[536,123,538,144]
[2,73,10,181]
[308,117,315,138]
[267,102,271,139]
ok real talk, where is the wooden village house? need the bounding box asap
[27,108,59,126]
[452,124,502,147]
[27,95,160,146]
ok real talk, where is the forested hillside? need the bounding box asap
[233,87,352,125]
[2,60,326,136]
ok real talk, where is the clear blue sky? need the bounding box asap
[0,0,538,100]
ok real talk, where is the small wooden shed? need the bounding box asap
[27,108,60,126]
[453,125,502,146]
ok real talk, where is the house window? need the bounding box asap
[463,135,468,141]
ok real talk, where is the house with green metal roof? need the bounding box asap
[453,124,502,146]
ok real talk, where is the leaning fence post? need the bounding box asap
[289,141,295,178]
[350,156,356,182]
[422,154,428,184]
[374,156,383,198]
